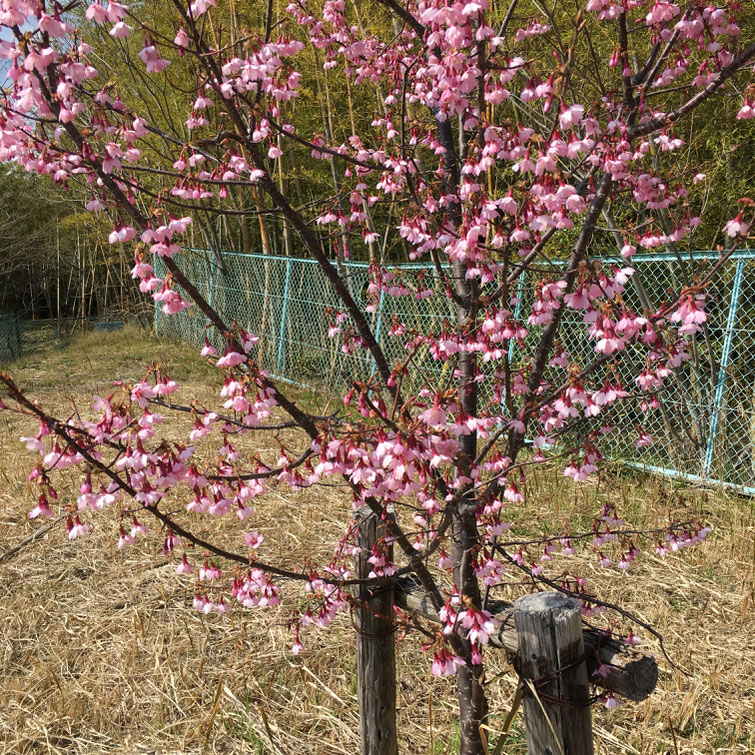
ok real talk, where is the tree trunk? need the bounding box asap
[452,505,488,755]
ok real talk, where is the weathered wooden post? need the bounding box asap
[354,508,398,755]
[514,592,594,755]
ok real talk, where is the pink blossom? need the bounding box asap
[559,104,584,131]
[138,46,170,73]
[174,28,189,48]
[190,0,217,16]
[109,22,131,39]
[723,214,750,238]
[670,294,707,335]
[201,340,217,357]
[108,226,136,244]
[244,530,264,549]
[176,554,193,574]
[105,2,129,22]
[160,293,192,315]
[419,399,447,429]
[21,436,45,454]
[431,648,467,676]
[29,494,52,519]
[437,549,453,570]
[503,483,524,503]
[593,662,612,679]
[130,517,148,538]
[216,350,247,368]
[86,4,110,23]
[239,330,259,351]
[67,515,91,539]
[193,595,207,612]
[39,14,71,38]
[118,527,135,549]
[561,538,575,556]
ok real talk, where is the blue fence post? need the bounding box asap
[371,288,386,379]
[704,258,746,478]
[508,274,526,364]
[153,251,159,336]
[207,258,215,346]
[276,259,292,375]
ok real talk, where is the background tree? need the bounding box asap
[0,164,149,320]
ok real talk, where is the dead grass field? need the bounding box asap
[0,329,753,755]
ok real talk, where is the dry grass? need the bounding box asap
[0,329,753,754]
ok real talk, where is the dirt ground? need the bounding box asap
[0,329,753,754]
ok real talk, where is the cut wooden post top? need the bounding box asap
[514,591,581,615]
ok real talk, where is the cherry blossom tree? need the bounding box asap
[0,0,753,752]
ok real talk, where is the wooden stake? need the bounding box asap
[354,508,398,755]
[514,592,594,755]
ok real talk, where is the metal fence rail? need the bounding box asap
[155,249,755,492]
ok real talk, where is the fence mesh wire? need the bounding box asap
[155,249,755,491]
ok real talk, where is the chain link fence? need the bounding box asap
[0,316,126,364]
[155,249,755,492]
[0,313,22,362]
